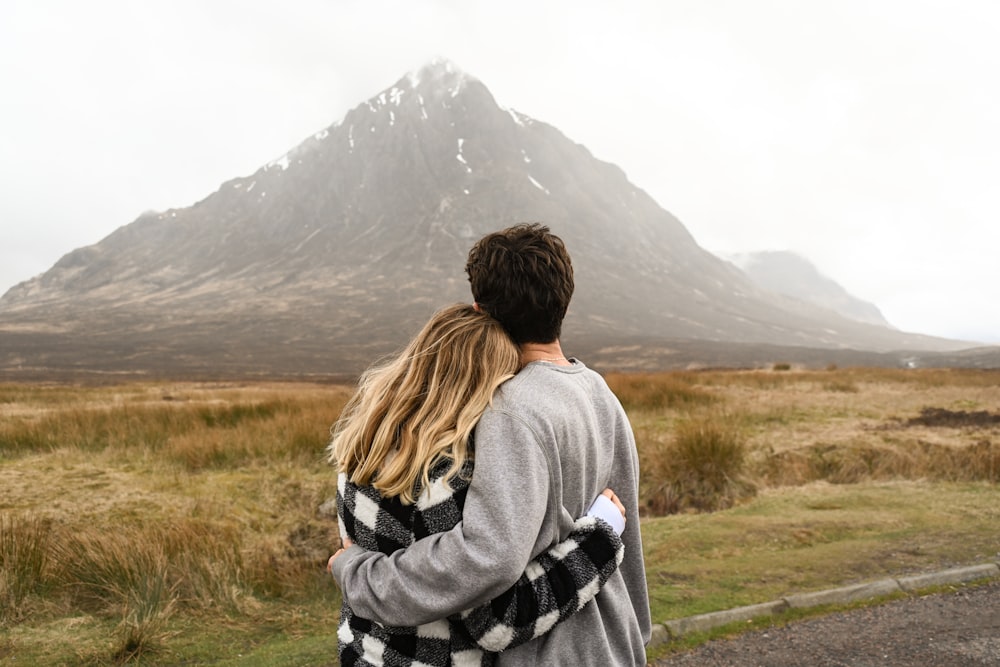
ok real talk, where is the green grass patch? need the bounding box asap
[641,481,1000,623]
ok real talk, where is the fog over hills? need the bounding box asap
[0,61,990,378]
[726,251,891,328]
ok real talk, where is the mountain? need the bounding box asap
[727,251,891,327]
[0,60,984,379]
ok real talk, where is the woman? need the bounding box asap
[328,304,625,666]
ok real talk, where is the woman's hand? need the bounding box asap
[600,488,626,524]
[587,488,627,535]
[327,537,354,574]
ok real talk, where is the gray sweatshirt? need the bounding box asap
[333,359,651,666]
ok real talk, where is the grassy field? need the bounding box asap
[1,368,998,664]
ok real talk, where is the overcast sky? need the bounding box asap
[2,1,998,343]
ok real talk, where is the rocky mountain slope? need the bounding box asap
[0,61,982,378]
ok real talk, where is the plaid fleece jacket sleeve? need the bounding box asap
[455,513,624,652]
[336,458,623,664]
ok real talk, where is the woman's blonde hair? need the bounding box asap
[329,303,520,504]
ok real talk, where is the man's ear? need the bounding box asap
[472,302,482,313]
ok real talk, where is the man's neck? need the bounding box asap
[519,341,571,367]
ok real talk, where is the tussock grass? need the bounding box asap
[757,438,1000,486]
[0,513,51,624]
[0,384,348,469]
[605,372,716,411]
[1,370,998,663]
[0,382,349,664]
[52,518,249,614]
[642,415,756,515]
[112,571,176,664]
[625,367,1000,516]
[822,379,860,393]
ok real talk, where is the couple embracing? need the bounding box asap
[328,224,651,666]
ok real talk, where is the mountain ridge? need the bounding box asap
[0,60,988,377]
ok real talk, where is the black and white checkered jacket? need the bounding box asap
[336,455,625,666]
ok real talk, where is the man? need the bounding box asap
[331,223,651,665]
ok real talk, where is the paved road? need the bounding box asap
[653,580,1000,667]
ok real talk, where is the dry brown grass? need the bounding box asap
[626,368,1000,515]
[605,372,716,411]
[1,370,998,663]
[0,381,350,662]
[642,414,756,515]
[0,513,51,624]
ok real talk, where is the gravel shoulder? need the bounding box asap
[653,580,1000,667]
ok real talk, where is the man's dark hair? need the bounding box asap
[465,223,574,345]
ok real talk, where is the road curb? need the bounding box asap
[784,578,901,609]
[663,600,789,637]
[896,563,999,591]
[649,562,1000,646]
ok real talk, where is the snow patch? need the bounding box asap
[521,149,531,164]
[506,108,525,127]
[348,125,355,149]
[456,138,471,172]
[292,228,323,254]
[528,175,550,195]
[314,128,329,140]
[389,87,404,105]
[246,181,257,193]
[268,155,291,171]
[389,110,395,126]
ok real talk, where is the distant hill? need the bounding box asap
[0,60,985,379]
[726,250,891,327]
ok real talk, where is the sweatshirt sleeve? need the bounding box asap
[331,409,552,627]
[455,514,624,652]
[618,416,653,645]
